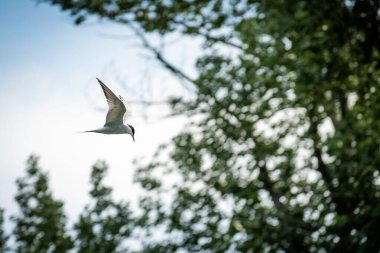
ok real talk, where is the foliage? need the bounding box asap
[5,157,136,252]
[12,155,73,253]
[0,208,9,252]
[30,0,380,252]
[74,161,134,253]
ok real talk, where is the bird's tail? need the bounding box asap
[76,130,97,133]
[76,127,105,134]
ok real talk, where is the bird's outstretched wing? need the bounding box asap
[119,95,132,122]
[96,78,127,126]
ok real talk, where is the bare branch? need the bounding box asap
[82,12,198,94]
[171,20,246,51]
[115,18,197,93]
[92,99,171,112]
[128,100,172,106]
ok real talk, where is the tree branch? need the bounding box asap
[258,163,284,210]
[171,20,246,51]
[115,18,198,93]
[258,162,317,232]
[309,114,334,190]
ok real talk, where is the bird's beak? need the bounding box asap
[132,134,135,142]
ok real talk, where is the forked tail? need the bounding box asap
[77,130,97,133]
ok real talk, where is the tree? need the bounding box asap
[74,161,134,253]
[13,155,73,253]
[0,208,8,252]
[41,0,380,252]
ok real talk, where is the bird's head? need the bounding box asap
[128,124,135,142]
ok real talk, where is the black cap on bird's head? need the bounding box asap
[128,124,135,142]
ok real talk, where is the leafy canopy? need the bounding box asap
[35,0,380,252]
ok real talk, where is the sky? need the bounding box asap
[0,0,200,230]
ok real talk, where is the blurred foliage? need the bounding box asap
[22,0,380,251]
[74,161,134,253]
[0,209,8,252]
[12,156,73,252]
[4,157,135,252]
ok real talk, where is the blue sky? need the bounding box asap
[1,0,143,98]
[0,0,200,230]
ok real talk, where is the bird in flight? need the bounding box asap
[81,78,135,142]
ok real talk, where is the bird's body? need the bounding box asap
[81,78,135,142]
[83,124,133,135]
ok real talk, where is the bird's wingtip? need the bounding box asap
[96,78,106,86]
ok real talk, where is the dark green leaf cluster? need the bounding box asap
[12,156,73,253]
[0,209,9,252]
[2,157,136,253]
[74,161,134,253]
